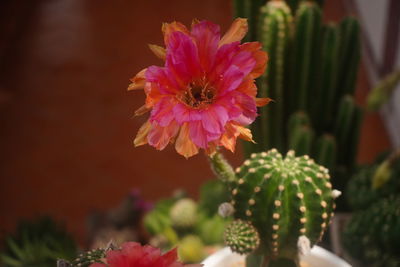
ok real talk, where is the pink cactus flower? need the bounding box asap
[129,18,270,158]
[89,242,201,267]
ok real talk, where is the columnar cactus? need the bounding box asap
[256,0,292,152]
[222,149,338,266]
[233,0,362,208]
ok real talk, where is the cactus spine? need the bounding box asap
[223,149,336,266]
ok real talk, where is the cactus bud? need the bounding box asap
[224,219,260,255]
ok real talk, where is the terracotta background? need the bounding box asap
[0,0,391,245]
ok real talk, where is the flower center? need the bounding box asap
[179,82,215,108]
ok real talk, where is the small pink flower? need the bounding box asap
[129,18,270,158]
[90,242,201,267]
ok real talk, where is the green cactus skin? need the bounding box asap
[289,1,322,113]
[287,111,310,136]
[336,17,361,97]
[345,105,363,167]
[233,0,245,18]
[286,0,299,13]
[334,95,362,166]
[286,0,325,14]
[313,134,336,171]
[346,165,379,210]
[198,215,227,245]
[343,196,400,267]
[170,198,198,229]
[232,0,264,42]
[333,95,353,157]
[256,0,292,151]
[346,152,400,210]
[313,24,340,131]
[288,125,314,156]
[224,219,260,255]
[198,179,230,217]
[227,149,336,264]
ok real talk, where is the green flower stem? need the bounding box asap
[208,151,237,184]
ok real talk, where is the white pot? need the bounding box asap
[202,246,351,267]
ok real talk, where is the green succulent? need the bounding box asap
[0,217,77,267]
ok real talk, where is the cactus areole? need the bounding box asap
[223,149,337,266]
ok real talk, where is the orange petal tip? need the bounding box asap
[256,97,273,107]
[219,17,248,47]
[148,44,166,60]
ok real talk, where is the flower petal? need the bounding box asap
[205,141,218,155]
[134,104,151,116]
[166,31,202,83]
[191,20,220,72]
[189,121,208,149]
[219,18,248,47]
[128,68,147,91]
[231,50,256,77]
[220,123,239,152]
[162,21,190,45]
[256,97,272,107]
[144,82,162,108]
[216,64,244,95]
[216,95,242,119]
[236,78,257,97]
[172,103,202,124]
[148,121,179,150]
[134,120,152,146]
[201,104,229,134]
[175,123,199,158]
[148,44,166,60]
[240,42,268,79]
[150,98,175,126]
[236,124,254,142]
[146,66,180,95]
[209,42,240,82]
[232,91,257,125]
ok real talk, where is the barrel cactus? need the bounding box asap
[222,149,338,266]
[170,198,198,229]
[343,196,400,267]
